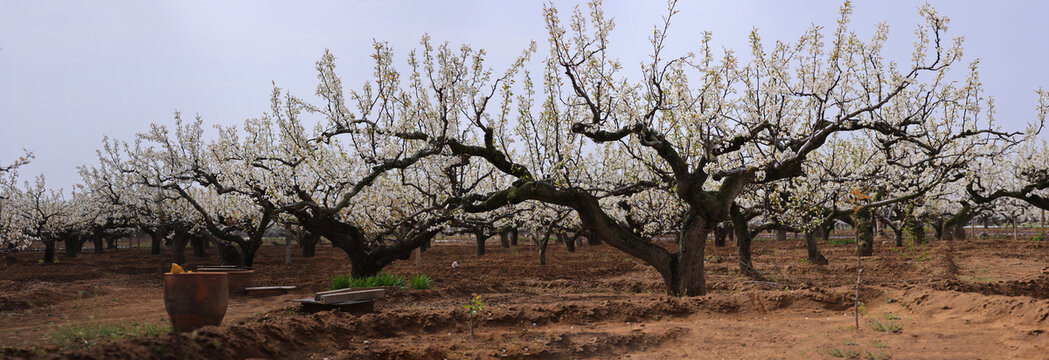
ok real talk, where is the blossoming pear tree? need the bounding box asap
[969,91,1049,213]
[83,137,195,255]
[230,49,461,277]
[1,151,33,258]
[9,175,72,263]
[126,114,285,267]
[440,1,1023,295]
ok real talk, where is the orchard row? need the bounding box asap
[2,1,1046,295]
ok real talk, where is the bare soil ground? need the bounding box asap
[1,233,1048,359]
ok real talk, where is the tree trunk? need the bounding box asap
[349,252,382,278]
[904,216,926,245]
[564,194,704,296]
[1041,209,1046,238]
[561,232,575,252]
[805,231,828,265]
[875,218,884,239]
[538,238,548,265]
[42,239,56,264]
[296,213,439,278]
[284,234,291,265]
[673,218,709,296]
[1012,217,1019,241]
[854,209,874,257]
[954,220,967,241]
[149,231,163,255]
[474,230,487,257]
[775,229,787,242]
[585,229,602,246]
[216,241,242,265]
[106,237,117,250]
[63,236,83,258]
[933,220,945,241]
[499,230,510,248]
[190,234,207,257]
[241,244,257,267]
[419,236,430,253]
[942,204,972,241]
[301,231,319,258]
[61,239,71,258]
[93,236,105,254]
[941,221,955,241]
[879,219,901,248]
[509,227,519,246]
[713,224,727,247]
[731,206,760,279]
[325,227,442,278]
[171,230,188,266]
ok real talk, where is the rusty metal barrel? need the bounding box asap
[163,272,229,332]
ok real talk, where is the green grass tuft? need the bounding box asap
[329,272,406,290]
[408,273,433,290]
[49,322,168,350]
[830,238,856,246]
[828,347,860,358]
[867,318,903,333]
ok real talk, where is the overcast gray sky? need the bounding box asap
[2,1,1048,191]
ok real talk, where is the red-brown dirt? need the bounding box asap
[1,233,1048,359]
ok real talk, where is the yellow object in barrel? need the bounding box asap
[169,263,192,274]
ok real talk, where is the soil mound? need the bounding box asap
[902,288,1049,325]
[0,280,110,311]
[935,276,1049,299]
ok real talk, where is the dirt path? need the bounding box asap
[639,288,1048,359]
